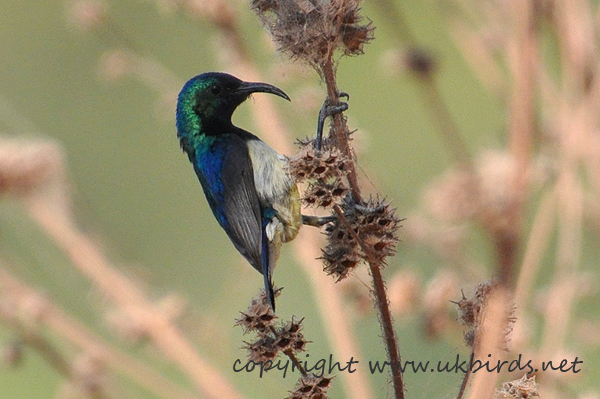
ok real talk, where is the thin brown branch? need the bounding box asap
[0,264,201,399]
[320,55,362,202]
[456,351,473,399]
[501,0,538,288]
[464,287,511,399]
[332,205,405,399]
[24,196,244,399]
[372,0,474,169]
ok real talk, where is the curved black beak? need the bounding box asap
[235,81,291,101]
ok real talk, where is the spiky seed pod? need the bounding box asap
[321,244,361,281]
[454,291,476,327]
[235,290,277,334]
[353,197,401,263]
[245,336,279,363]
[454,281,516,350]
[493,375,538,399]
[252,0,374,68]
[288,374,334,399]
[288,143,352,183]
[463,329,476,349]
[275,318,308,353]
[303,179,348,208]
[321,196,401,280]
[237,294,308,363]
[321,216,360,280]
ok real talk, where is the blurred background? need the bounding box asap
[0,0,598,398]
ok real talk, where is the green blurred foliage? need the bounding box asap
[0,1,597,398]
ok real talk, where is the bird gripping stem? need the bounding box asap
[315,92,349,151]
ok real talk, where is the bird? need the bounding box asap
[176,72,302,311]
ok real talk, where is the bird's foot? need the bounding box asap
[315,92,349,151]
[301,198,386,229]
[302,214,337,227]
[343,193,386,215]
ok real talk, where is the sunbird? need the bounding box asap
[176,72,302,310]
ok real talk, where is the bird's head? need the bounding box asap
[176,72,290,134]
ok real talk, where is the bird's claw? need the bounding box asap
[302,214,337,227]
[315,92,349,151]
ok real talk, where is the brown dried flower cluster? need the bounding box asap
[493,374,538,399]
[251,0,374,67]
[289,142,352,181]
[235,290,277,334]
[454,281,515,349]
[322,197,401,280]
[235,290,307,363]
[288,140,353,207]
[288,374,333,399]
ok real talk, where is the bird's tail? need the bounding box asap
[261,225,276,311]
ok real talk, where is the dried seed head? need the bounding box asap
[493,374,538,399]
[235,290,278,334]
[275,318,308,353]
[455,290,477,327]
[252,0,374,67]
[424,167,477,223]
[321,196,401,279]
[303,179,349,208]
[244,337,279,363]
[237,293,308,363]
[424,151,545,231]
[288,144,352,183]
[321,227,361,281]
[454,281,516,350]
[288,374,334,399]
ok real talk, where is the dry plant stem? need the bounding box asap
[284,349,307,376]
[375,0,533,286]
[319,46,405,399]
[503,0,538,287]
[332,205,405,399]
[0,266,199,399]
[24,198,245,399]
[372,0,473,169]
[2,316,72,382]
[539,172,583,355]
[293,230,375,399]
[320,56,362,202]
[366,262,405,399]
[419,75,474,168]
[465,288,511,399]
[456,351,473,399]
[514,190,555,309]
[268,324,308,375]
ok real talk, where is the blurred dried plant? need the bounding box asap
[2,0,600,398]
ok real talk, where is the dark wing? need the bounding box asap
[193,133,274,308]
[218,134,264,273]
[220,135,276,309]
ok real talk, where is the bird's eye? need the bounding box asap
[209,84,222,95]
